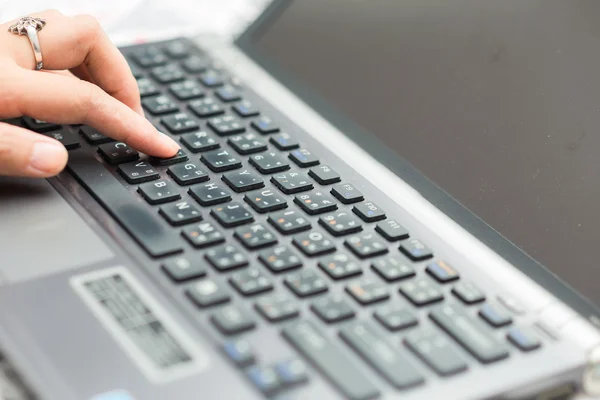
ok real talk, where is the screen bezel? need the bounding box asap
[235,0,600,324]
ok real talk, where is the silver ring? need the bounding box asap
[8,17,46,70]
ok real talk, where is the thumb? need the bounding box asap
[0,122,68,178]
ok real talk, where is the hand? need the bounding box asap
[0,10,180,178]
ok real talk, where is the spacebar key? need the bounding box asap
[67,153,182,257]
[283,320,379,400]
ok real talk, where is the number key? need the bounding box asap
[294,191,338,215]
[271,172,313,194]
[318,211,362,236]
[189,97,224,118]
[250,152,290,174]
[208,114,245,136]
[228,133,267,155]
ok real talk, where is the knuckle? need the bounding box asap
[77,81,102,121]
[74,14,103,45]
[0,126,17,162]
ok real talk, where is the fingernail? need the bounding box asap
[159,131,180,152]
[29,141,66,173]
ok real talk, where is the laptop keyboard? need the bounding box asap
[4,38,545,399]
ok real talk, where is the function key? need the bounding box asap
[189,182,231,206]
[318,253,362,280]
[162,256,206,282]
[251,116,280,134]
[188,97,224,118]
[211,304,256,335]
[208,115,245,136]
[22,116,60,132]
[162,112,199,134]
[131,46,166,67]
[331,183,364,204]
[148,149,189,166]
[374,305,418,331]
[164,40,190,59]
[479,304,512,327]
[223,339,255,368]
[259,245,302,273]
[270,132,299,150]
[249,152,290,174]
[159,201,203,226]
[228,133,267,155]
[376,219,409,241]
[399,278,444,306]
[211,201,254,227]
[284,269,328,297]
[182,221,225,248]
[79,126,113,145]
[244,188,287,213]
[117,160,159,184]
[353,201,386,222]
[294,191,338,215]
[292,231,336,256]
[255,293,300,322]
[452,281,485,304]
[98,142,139,165]
[404,327,468,377]
[169,80,204,100]
[346,279,389,305]
[205,244,248,271]
[344,233,388,258]
[247,366,281,396]
[507,327,541,352]
[275,359,308,387]
[399,238,434,261]
[308,165,341,185]
[136,77,159,97]
[181,54,209,73]
[199,69,224,87]
[318,211,362,236]
[234,222,277,249]
[42,130,80,150]
[222,169,265,192]
[216,85,242,102]
[150,63,185,84]
[271,171,313,194]
[137,180,180,205]
[167,162,209,185]
[232,100,260,118]
[311,295,355,323]
[289,148,319,167]
[142,95,179,115]
[186,279,230,308]
[201,149,242,172]
[180,131,219,153]
[268,209,311,234]
[371,256,415,282]
[229,267,274,296]
[426,260,460,283]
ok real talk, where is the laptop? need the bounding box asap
[1,0,600,399]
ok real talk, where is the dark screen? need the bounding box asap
[252,0,600,307]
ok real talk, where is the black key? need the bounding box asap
[275,359,308,387]
[294,191,337,215]
[346,279,389,305]
[199,69,224,87]
[331,183,364,204]
[187,279,231,307]
[426,260,460,283]
[312,295,355,323]
[341,323,424,389]
[479,304,513,327]
[375,220,410,241]
[232,100,260,118]
[318,253,362,280]
[205,244,248,271]
[181,55,209,73]
[211,201,254,227]
[127,58,144,78]
[151,63,185,84]
[271,172,313,194]
[371,256,415,282]
[137,77,159,97]
[255,293,300,322]
[452,281,486,304]
[188,97,224,118]
[164,40,190,59]
[159,201,202,226]
[270,132,299,150]
[282,321,380,400]
[244,188,287,213]
[259,245,302,273]
[67,153,182,257]
[399,278,444,306]
[284,269,328,297]
[308,165,341,185]
[182,221,225,248]
[201,149,242,172]
[148,149,189,166]
[216,85,241,102]
[208,115,245,136]
[42,129,80,150]
[98,142,139,164]
[162,112,199,134]
[430,304,509,363]
[345,233,388,258]
[223,339,255,368]
[374,305,418,331]
[230,267,274,296]
[268,209,311,234]
[404,327,468,377]
[222,169,264,192]
[167,162,209,185]
[117,160,159,184]
[142,95,179,116]
[162,256,206,282]
[138,180,180,205]
[131,46,166,67]
[235,222,277,249]
[169,80,204,100]
[251,116,279,134]
[400,238,434,261]
[353,202,386,222]
[228,133,267,155]
[249,152,290,174]
[79,126,113,145]
[189,182,231,206]
[507,327,541,352]
[212,305,256,335]
[293,231,336,256]
[22,116,60,132]
[289,148,319,167]
[318,211,362,236]
[247,366,281,396]
[180,130,219,153]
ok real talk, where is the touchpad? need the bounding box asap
[0,177,113,284]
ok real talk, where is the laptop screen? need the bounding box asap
[243,0,600,311]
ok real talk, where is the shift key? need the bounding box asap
[430,304,509,364]
[282,321,379,400]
